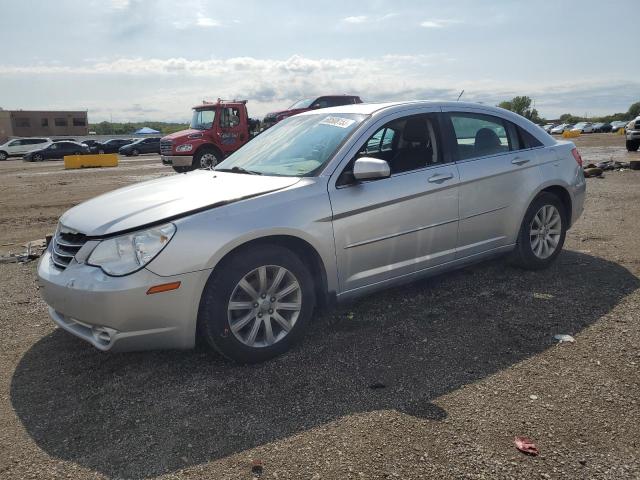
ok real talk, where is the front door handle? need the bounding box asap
[428,173,454,183]
[512,157,530,166]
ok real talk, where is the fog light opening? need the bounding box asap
[92,327,116,345]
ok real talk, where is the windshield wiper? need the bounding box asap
[215,166,262,175]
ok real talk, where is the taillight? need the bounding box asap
[571,148,583,167]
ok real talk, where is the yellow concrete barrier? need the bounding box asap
[64,154,118,169]
[617,127,626,135]
[562,130,581,138]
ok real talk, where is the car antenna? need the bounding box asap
[457,90,465,102]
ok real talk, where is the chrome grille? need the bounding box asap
[52,228,87,270]
[160,140,173,155]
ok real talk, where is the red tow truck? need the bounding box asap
[161,99,259,172]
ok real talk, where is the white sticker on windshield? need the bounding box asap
[319,116,356,128]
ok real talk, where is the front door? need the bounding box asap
[219,106,246,154]
[329,112,460,295]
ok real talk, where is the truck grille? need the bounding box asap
[160,140,173,155]
[51,228,88,270]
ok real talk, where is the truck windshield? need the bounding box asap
[289,98,314,109]
[190,109,216,130]
[214,113,367,177]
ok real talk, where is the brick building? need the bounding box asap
[0,109,88,143]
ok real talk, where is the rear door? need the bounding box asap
[441,108,543,258]
[329,109,460,294]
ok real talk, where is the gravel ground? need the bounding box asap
[0,136,639,479]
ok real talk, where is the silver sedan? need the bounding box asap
[38,101,586,363]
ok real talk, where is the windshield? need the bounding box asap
[288,98,314,110]
[215,113,367,177]
[190,109,216,130]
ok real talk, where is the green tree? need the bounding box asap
[627,102,640,119]
[498,96,543,123]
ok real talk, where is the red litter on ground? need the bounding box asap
[514,436,540,456]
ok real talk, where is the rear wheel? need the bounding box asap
[131,148,139,156]
[510,192,567,270]
[33,153,44,162]
[198,245,315,363]
[0,151,7,161]
[627,140,639,152]
[172,166,190,173]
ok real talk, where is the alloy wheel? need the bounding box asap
[227,265,302,348]
[530,205,562,259]
[33,154,44,162]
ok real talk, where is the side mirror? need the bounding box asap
[353,157,390,181]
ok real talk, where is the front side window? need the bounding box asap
[449,113,510,160]
[220,107,241,128]
[190,109,215,130]
[289,98,314,109]
[215,113,366,177]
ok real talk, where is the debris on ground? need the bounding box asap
[554,334,576,343]
[514,436,540,456]
[596,160,630,171]
[583,167,604,178]
[11,239,48,263]
[251,459,264,477]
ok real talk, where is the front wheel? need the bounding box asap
[33,153,44,162]
[193,148,220,169]
[198,245,316,363]
[0,151,7,161]
[627,140,639,152]
[510,192,567,270]
[131,149,139,156]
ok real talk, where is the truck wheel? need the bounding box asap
[627,140,639,152]
[0,151,7,161]
[194,148,220,169]
[509,192,567,270]
[197,245,315,363]
[172,166,191,173]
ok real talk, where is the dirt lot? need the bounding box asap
[0,134,639,479]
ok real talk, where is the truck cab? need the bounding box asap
[161,99,253,172]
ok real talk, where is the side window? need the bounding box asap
[55,118,67,127]
[338,114,441,185]
[9,140,22,146]
[313,97,330,109]
[518,127,543,149]
[449,113,510,160]
[220,107,241,128]
[41,118,49,127]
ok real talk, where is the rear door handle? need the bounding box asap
[428,173,454,183]
[512,157,530,166]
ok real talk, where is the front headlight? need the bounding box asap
[176,143,193,152]
[87,223,176,276]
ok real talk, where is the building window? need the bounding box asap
[41,118,49,127]
[55,118,67,127]
[15,118,31,128]
[73,117,86,127]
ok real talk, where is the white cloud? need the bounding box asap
[195,13,219,27]
[110,0,130,9]
[420,19,461,28]
[342,15,368,24]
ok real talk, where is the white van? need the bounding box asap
[0,138,52,160]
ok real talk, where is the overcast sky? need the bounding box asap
[1,0,638,122]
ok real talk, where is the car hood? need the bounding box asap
[162,129,204,141]
[60,170,301,237]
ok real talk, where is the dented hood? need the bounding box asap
[60,170,300,237]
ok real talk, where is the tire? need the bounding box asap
[509,192,567,270]
[193,147,221,170]
[0,151,7,161]
[131,149,139,156]
[198,245,316,363]
[627,140,639,152]
[33,153,44,162]
[172,166,190,173]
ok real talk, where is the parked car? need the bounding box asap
[610,121,628,133]
[262,95,363,130]
[571,122,594,134]
[23,141,89,161]
[542,124,556,133]
[95,138,134,154]
[591,122,612,133]
[0,137,51,160]
[119,137,161,156]
[53,138,77,142]
[626,116,640,151]
[38,101,585,363]
[81,139,102,151]
[550,123,573,134]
